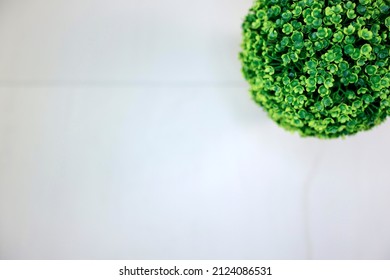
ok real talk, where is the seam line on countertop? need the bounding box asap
[0,81,247,88]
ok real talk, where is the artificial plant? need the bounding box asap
[240,0,390,138]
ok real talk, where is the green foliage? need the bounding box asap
[240,0,390,138]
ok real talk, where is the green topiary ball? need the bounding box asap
[240,0,390,138]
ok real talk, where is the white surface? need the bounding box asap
[0,0,390,260]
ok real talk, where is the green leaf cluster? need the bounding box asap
[240,0,390,138]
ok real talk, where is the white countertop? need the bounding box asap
[0,0,389,259]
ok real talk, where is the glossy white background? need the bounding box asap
[0,0,390,260]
